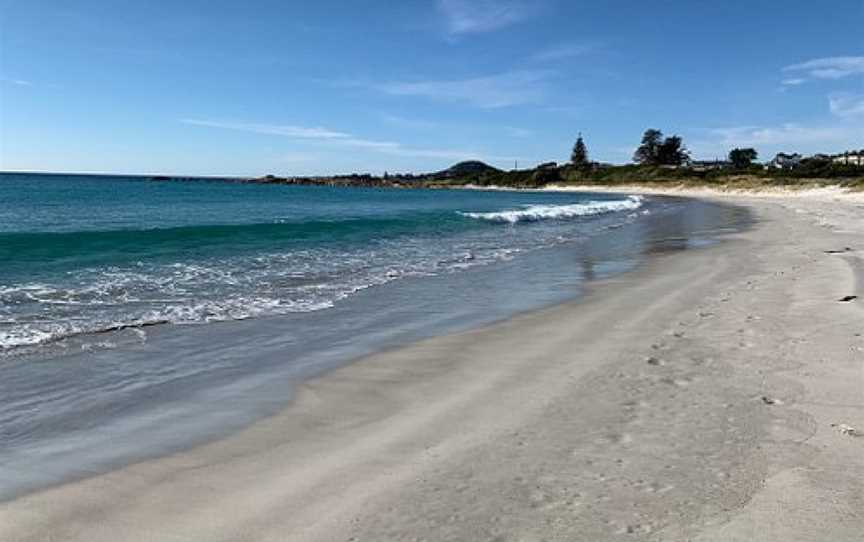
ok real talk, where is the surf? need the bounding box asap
[459,195,643,223]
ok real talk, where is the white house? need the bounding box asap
[768,153,803,169]
[832,151,864,166]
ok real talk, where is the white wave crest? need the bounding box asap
[460,195,644,224]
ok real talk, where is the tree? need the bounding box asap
[728,148,758,169]
[633,129,663,165]
[571,133,589,168]
[531,167,563,186]
[634,129,690,166]
[657,135,690,166]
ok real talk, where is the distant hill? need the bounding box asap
[434,161,500,179]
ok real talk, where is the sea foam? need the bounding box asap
[460,195,643,224]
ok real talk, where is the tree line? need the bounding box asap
[571,130,759,169]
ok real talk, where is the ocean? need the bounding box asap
[0,172,750,498]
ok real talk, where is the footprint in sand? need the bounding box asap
[656,376,693,388]
[831,423,858,436]
[604,432,634,445]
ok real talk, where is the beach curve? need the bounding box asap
[1,193,862,541]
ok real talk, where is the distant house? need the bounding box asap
[832,151,864,166]
[537,161,558,170]
[767,153,803,169]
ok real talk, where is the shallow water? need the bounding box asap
[2,174,645,352]
[0,173,750,499]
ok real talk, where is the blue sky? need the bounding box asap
[1,0,862,176]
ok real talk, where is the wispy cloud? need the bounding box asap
[688,122,862,159]
[1,78,33,87]
[783,56,864,81]
[531,43,597,62]
[437,0,537,35]
[780,78,805,87]
[181,119,350,139]
[710,123,856,147]
[182,119,486,161]
[373,70,552,109]
[829,93,864,118]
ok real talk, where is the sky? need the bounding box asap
[0,0,862,176]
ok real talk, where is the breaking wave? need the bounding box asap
[460,196,643,224]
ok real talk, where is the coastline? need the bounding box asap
[458,181,864,200]
[1,192,863,541]
[0,188,743,504]
[547,182,864,200]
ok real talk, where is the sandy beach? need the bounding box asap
[1,190,862,541]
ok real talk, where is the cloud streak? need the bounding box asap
[780,78,805,87]
[783,56,864,81]
[181,119,350,139]
[373,70,551,109]
[829,93,864,118]
[689,122,863,159]
[181,119,486,161]
[1,78,33,87]
[710,123,857,147]
[437,0,537,35]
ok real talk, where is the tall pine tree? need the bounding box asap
[571,133,589,168]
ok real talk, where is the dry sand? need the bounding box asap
[1,191,862,541]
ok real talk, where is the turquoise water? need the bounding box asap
[0,173,644,352]
[0,172,750,499]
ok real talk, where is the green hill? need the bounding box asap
[434,161,500,179]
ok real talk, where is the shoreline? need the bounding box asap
[0,193,744,503]
[457,181,864,200]
[7,170,862,194]
[1,192,862,540]
[547,182,864,200]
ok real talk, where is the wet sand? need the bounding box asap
[1,193,862,541]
